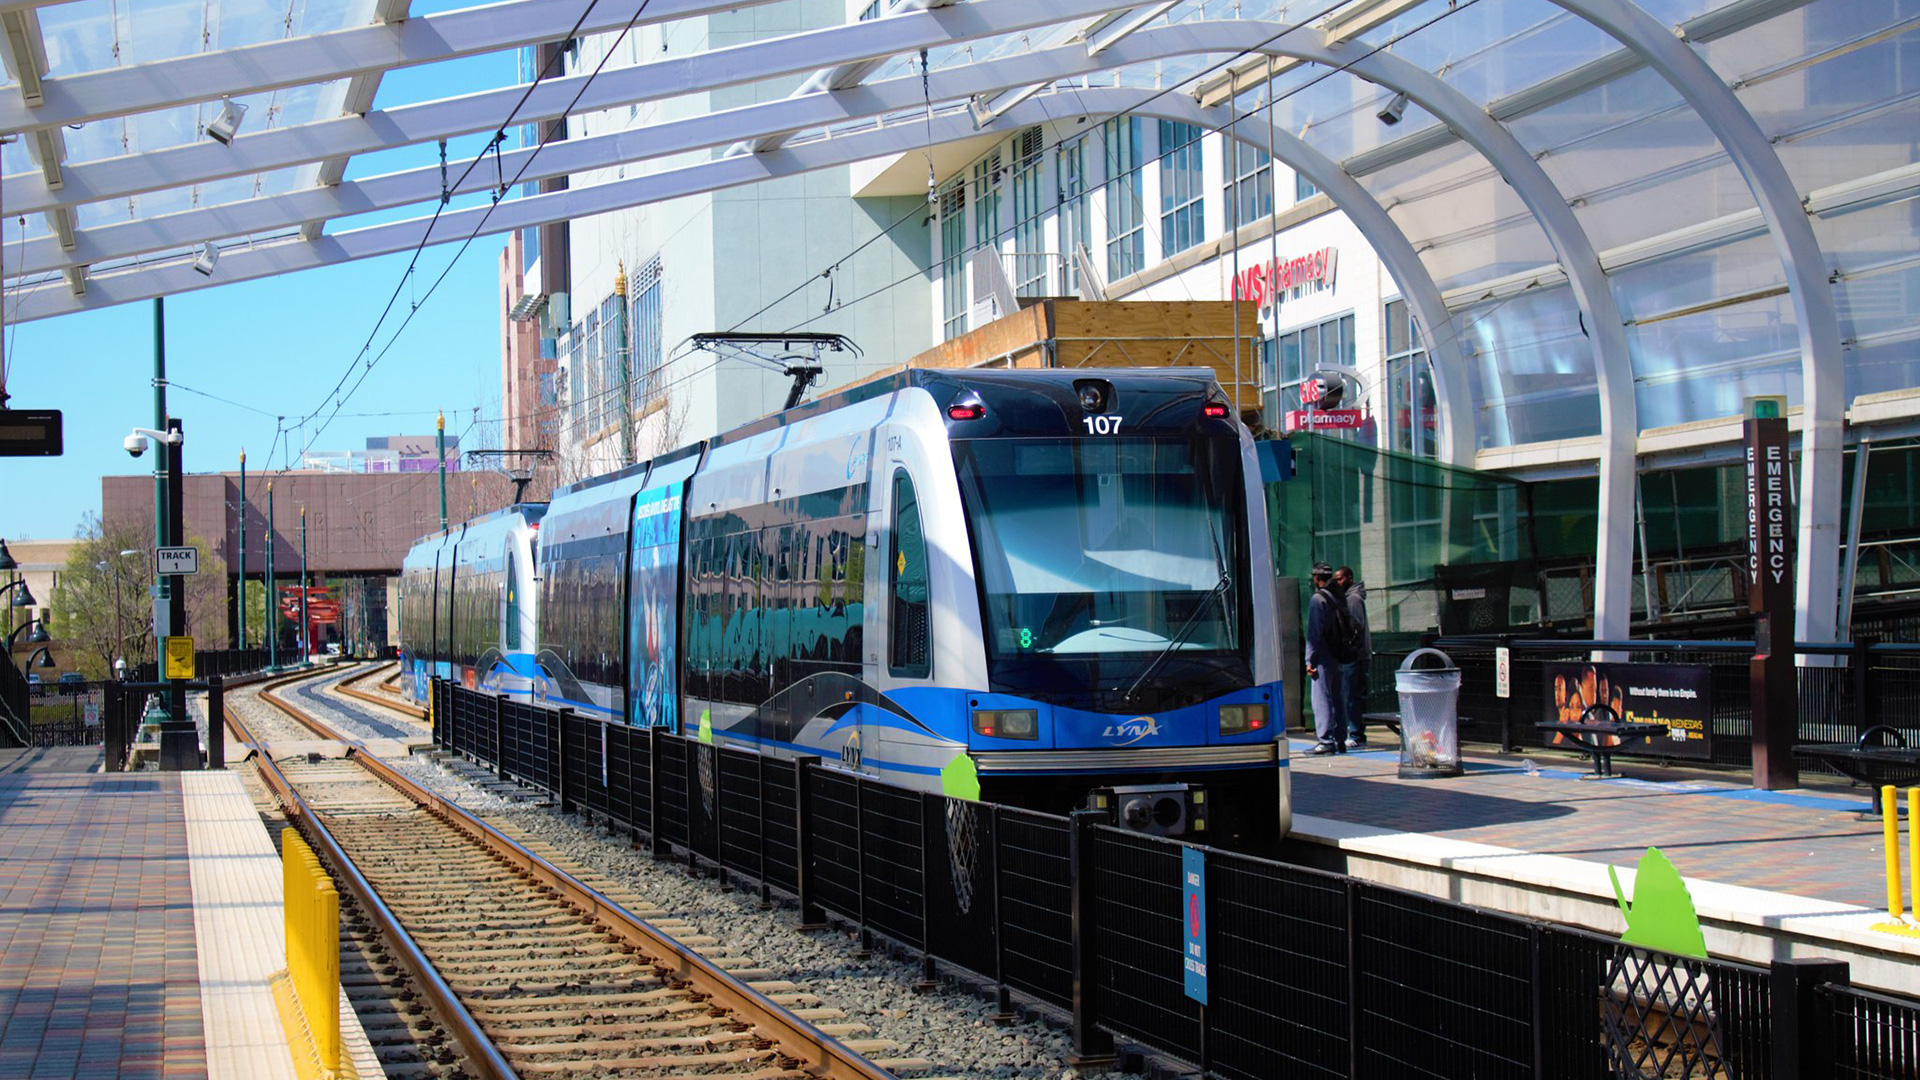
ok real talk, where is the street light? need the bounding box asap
[24,646,55,670]
[6,619,49,649]
[96,549,140,674]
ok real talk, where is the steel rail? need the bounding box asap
[244,666,900,1080]
[332,661,427,720]
[219,679,520,1080]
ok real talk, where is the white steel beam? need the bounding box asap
[303,0,418,242]
[1554,0,1847,645]
[2,0,1138,219]
[1341,0,1814,180]
[0,0,790,136]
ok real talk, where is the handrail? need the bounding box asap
[1429,637,1920,657]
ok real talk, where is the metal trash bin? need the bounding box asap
[1395,648,1462,779]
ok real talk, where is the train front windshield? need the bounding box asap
[953,437,1251,707]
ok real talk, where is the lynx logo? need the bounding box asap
[1102,716,1160,746]
[841,730,863,769]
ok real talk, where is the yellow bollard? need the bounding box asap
[1874,786,1920,938]
[1885,786,1903,922]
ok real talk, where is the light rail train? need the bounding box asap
[401,369,1289,839]
[398,504,545,701]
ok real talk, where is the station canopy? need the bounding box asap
[1,0,1911,642]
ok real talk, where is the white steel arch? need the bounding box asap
[1552,0,1845,644]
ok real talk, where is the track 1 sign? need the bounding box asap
[155,546,198,575]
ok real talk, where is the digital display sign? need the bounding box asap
[0,410,62,456]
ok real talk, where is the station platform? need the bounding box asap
[1286,737,1920,992]
[0,746,378,1080]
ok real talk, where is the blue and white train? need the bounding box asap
[397,504,546,701]
[404,369,1289,839]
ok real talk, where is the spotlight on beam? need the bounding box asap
[207,97,246,145]
[1376,92,1408,126]
[192,242,219,277]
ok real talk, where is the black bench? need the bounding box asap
[1359,711,1473,744]
[1793,726,1920,809]
[1535,705,1668,780]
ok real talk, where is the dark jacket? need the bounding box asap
[1344,580,1372,660]
[1306,583,1342,669]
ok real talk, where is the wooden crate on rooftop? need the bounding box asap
[890,299,1262,410]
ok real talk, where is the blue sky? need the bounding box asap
[2,36,521,543]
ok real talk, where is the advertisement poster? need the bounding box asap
[628,483,682,733]
[1544,662,1712,759]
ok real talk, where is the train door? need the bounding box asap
[627,481,684,733]
[861,446,933,777]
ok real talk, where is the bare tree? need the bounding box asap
[50,514,230,678]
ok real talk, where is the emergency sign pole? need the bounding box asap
[1745,413,1797,789]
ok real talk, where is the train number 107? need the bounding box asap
[1082,415,1124,435]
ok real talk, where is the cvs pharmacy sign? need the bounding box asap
[1231,247,1338,312]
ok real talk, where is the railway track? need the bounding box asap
[226,666,906,1080]
[332,660,428,721]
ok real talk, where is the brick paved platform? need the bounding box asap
[1287,739,1889,907]
[0,770,206,1079]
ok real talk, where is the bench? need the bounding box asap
[1358,711,1473,746]
[1793,726,1920,808]
[1535,705,1669,780]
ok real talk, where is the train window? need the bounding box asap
[890,469,931,677]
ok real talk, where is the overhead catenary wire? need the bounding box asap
[774,0,1483,338]
[275,0,649,474]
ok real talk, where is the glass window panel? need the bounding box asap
[1105,117,1145,281]
[1610,234,1786,325]
[1224,140,1272,226]
[1159,121,1204,258]
[1459,287,1600,447]
[1627,292,1799,429]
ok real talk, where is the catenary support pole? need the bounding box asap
[237,451,246,649]
[437,411,448,532]
[266,482,276,670]
[152,298,169,708]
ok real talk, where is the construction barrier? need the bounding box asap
[276,828,341,1079]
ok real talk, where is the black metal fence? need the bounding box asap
[24,681,108,746]
[129,647,272,684]
[1366,638,1920,772]
[432,679,1915,1079]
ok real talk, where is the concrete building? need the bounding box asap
[102,469,520,647]
[499,0,935,486]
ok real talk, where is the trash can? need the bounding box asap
[1395,648,1462,779]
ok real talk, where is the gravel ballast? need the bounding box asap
[249,671,1145,1080]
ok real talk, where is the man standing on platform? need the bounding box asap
[1305,562,1349,755]
[1335,565,1373,747]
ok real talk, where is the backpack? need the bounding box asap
[1316,588,1364,664]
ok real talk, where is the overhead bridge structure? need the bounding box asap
[3,0,1914,645]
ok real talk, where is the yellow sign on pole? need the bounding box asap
[164,636,195,679]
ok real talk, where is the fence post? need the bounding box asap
[493,692,508,780]
[1770,957,1848,1080]
[1346,879,1362,1080]
[649,726,669,859]
[987,804,1015,1023]
[547,705,561,797]
[103,682,124,773]
[1851,639,1873,736]
[756,752,772,909]
[554,707,572,813]
[207,677,225,770]
[1068,808,1116,1067]
[794,757,825,930]
[853,776,871,957]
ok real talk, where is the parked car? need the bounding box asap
[26,673,42,686]
[57,672,86,694]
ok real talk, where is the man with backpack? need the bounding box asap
[1336,565,1373,747]
[1305,562,1360,755]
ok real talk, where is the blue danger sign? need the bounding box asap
[1182,846,1207,1004]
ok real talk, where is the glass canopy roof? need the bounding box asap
[0,0,1913,469]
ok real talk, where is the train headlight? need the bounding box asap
[973,708,1038,740]
[1220,704,1268,735]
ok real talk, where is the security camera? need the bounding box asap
[124,433,148,458]
[1376,92,1409,126]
